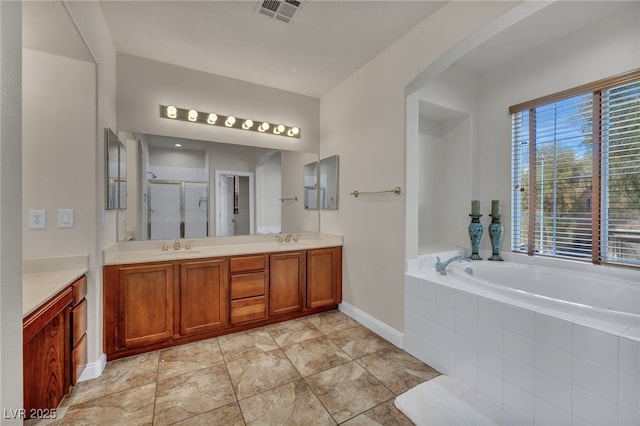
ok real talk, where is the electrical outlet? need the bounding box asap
[28,210,46,229]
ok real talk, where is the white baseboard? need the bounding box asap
[77,353,106,382]
[339,301,404,348]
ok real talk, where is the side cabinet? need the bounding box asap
[117,263,175,349]
[180,258,228,335]
[23,287,73,420]
[269,251,305,316]
[70,276,88,385]
[307,246,342,309]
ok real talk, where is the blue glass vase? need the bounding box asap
[488,214,504,261]
[468,214,483,260]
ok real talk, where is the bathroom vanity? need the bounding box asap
[22,257,88,420]
[103,235,342,360]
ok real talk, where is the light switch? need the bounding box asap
[57,209,74,228]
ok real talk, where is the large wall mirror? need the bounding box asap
[118,131,319,241]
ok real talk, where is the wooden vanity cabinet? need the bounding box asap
[104,246,342,360]
[229,254,268,325]
[23,288,72,420]
[307,247,342,309]
[269,251,305,317]
[23,274,88,420]
[180,258,228,335]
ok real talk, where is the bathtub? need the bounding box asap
[404,251,640,425]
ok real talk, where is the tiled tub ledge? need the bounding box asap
[404,249,640,426]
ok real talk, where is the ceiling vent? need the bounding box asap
[256,0,302,24]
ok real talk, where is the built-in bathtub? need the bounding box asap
[404,250,640,425]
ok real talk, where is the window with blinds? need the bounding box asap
[510,70,640,266]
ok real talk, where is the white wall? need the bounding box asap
[22,49,96,257]
[51,0,117,377]
[320,1,518,333]
[116,53,319,155]
[474,2,640,253]
[0,1,23,420]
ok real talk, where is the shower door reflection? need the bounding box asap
[148,181,208,240]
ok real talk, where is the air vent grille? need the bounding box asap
[256,0,303,23]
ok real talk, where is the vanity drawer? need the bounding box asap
[231,296,267,325]
[72,275,87,306]
[71,299,87,347]
[230,272,266,299]
[229,255,266,273]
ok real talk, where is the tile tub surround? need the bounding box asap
[405,251,640,425]
[28,310,439,425]
[103,232,343,265]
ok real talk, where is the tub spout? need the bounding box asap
[435,256,471,275]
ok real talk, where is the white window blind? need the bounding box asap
[601,80,640,265]
[511,71,640,267]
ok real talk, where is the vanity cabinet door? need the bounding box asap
[179,258,229,335]
[269,251,305,317]
[307,247,342,309]
[117,263,175,349]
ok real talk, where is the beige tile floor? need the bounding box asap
[30,310,440,425]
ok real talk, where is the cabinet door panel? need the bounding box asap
[118,263,174,349]
[269,252,305,316]
[307,247,342,309]
[180,258,229,335]
[23,309,69,419]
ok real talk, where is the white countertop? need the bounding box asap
[103,233,343,265]
[22,255,88,317]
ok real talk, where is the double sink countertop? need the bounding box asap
[22,233,342,317]
[103,232,344,265]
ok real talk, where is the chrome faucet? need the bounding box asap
[284,233,294,243]
[173,240,181,250]
[435,256,471,275]
[185,240,195,250]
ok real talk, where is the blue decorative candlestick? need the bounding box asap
[468,213,483,260]
[488,213,504,261]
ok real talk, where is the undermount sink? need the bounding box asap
[154,250,202,256]
[276,242,314,249]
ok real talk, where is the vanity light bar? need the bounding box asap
[159,105,301,139]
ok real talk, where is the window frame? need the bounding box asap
[510,68,640,266]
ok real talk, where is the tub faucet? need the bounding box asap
[435,256,471,275]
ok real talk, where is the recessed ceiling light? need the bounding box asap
[174,143,182,147]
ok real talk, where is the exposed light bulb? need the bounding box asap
[207,113,217,124]
[188,109,198,122]
[258,122,270,132]
[274,124,285,135]
[225,116,236,127]
[166,105,177,119]
[287,127,300,137]
[242,119,254,130]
